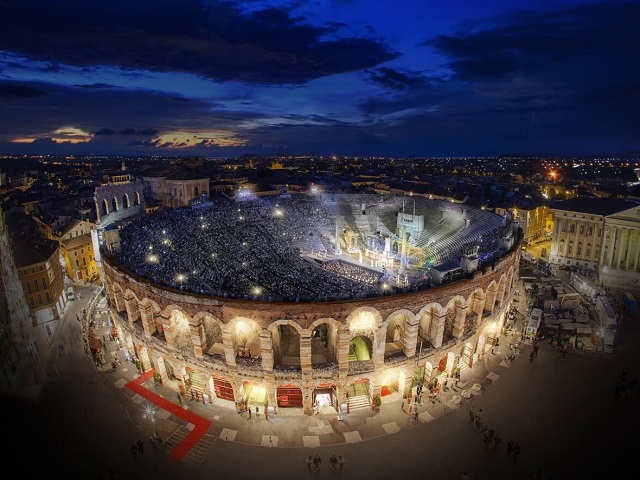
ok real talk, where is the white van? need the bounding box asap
[67,286,75,301]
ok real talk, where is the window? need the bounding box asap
[559,241,565,254]
[45,291,51,303]
[76,260,80,267]
[41,277,47,289]
[569,224,575,234]
[568,241,574,255]
[33,280,40,292]
[579,225,584,235]
[577,243,582,256]
[82,258,87,266]
[25,282,31,293]
[586,244,592,257]
[37,293,43,305]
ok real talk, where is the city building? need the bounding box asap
[548,197,640,291]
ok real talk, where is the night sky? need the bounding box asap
[0,0,638,158]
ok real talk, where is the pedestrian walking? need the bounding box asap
[493,433,502,450]
[561,344,567,360]
[313,454,321,472]
[137,439,144,455]
[529,350,535,364]
[248,408,252,419]
[129,442,138,460]
[306,455,313,472]
[330,454,338,472]
[506,439,514,456]
[513,442,521,459]
[401,400,405,412]
[337,455,344,472]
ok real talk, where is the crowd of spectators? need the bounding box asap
[115,194,513,302]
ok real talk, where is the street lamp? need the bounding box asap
[143,403,160,443]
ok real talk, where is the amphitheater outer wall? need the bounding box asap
[102,249,519,415]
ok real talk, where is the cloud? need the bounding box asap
[0,83,47,98]
[0,0,399,85]
[364,67,432,91]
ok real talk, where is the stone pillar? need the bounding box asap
[191,321,204,360]
[496,281,507,308]
[299,331,313,374]
[259,330,273,373]
[429,309,446,348]
[139,303,156,338]
[123,293,140,325]
[485,283,498,313]
[445,351,455,376]
[452,303,469,338]
[158,312,171,346]
[372,325,386,370]
[112,289,125,314]
[402,314,419,358]
[222,328,236,368]
[337,326,350,377]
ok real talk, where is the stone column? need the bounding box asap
[259,330,273,373]
[123,293,140,326]
[371,325,386,370]
[300,331,313,374]
[139,302,156,338]
[402,314,419,358]
[429,309,446,348]
[337,326,350,378]
[452,303,469,338]
[191,320,204,360]
[222,328,236,368]
[112,289,125,314]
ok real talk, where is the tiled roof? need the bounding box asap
[551,197,636,216]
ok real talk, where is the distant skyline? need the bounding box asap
[1,0,639,158]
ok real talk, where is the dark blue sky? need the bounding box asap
[0,0,638,158]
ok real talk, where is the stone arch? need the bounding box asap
[485,279,500,313]
[345,307,382,357]
[310,318,339,365]
[111,196,118,212]
[228,316,262,357]
[382,309,414,358]
[101,199,109,216]
[134,191,141,206]
[162,306,194,355]
[267,319,303,367]
[194,312,224,356]
[122,193,130,209]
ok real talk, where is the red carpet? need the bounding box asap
[381,385,393,397]
[126,370,212,463]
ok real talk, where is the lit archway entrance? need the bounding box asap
[348,336,372,361]
[313,383,338,413]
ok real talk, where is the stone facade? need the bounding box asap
[103,249,519,415]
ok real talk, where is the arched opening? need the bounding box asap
[273,324,300,368]
[311,323,336,365]
[111,196,118,212]
[348,336,372,361]
[122,194,130,209]
[212,374,234,401]
[101,199,109,216]
[313,383,338,413]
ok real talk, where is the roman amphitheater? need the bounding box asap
[102,193,521,415]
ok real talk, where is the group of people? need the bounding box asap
[118,196,389,302]
[469,406,520,458]
[306,454,344,473]
[116,193,512,302]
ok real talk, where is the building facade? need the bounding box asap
[102,250,519,416]
[548,197,640,291]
